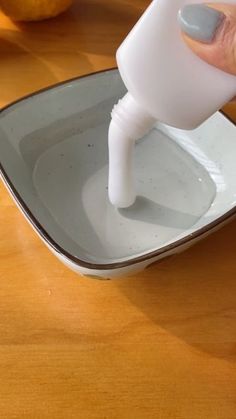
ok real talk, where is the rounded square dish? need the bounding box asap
[0,69,236,278]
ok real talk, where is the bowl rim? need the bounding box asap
[0,68,236,271]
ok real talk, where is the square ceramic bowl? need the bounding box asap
[0,69,236,279]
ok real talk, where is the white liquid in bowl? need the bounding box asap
[33,122,215,263]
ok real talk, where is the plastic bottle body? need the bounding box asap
[108,0,236,208]
[116,0,236,129]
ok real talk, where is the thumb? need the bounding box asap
[178,3,236,75]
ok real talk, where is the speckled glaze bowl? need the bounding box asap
[0,69,236,278]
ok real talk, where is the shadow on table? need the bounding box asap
[15,0,143,57]
[116,219,236,362]
[0,0,143,103]
[0,36,58,102]
[0,26,92,105]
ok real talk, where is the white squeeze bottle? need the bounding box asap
[108,0,236,208]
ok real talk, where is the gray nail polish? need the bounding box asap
[178,4,225,43]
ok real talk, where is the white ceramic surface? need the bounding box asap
[0,69,236,278]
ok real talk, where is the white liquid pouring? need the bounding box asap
[108,120,136,208]
[108,93,156,208]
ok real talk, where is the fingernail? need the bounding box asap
[178,4,225,43]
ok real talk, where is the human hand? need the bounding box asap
[178,3,236,100]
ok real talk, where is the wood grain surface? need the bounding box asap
[0,1,236,418]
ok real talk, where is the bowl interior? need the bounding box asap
[0,70,235,265]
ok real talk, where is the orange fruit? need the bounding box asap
[0,0,73,21]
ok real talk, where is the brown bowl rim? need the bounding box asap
[0,68,235,271]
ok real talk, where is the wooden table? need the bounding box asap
[0,1,236,418]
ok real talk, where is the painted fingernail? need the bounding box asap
[178,4,225,43]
